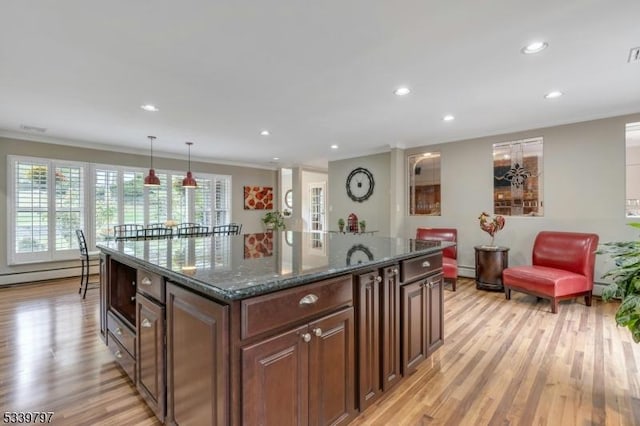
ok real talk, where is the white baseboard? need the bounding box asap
[0,264,99,286]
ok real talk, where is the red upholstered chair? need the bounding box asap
[416,228,458,291]
[502,231,599,313]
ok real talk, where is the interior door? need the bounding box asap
[309,183,326,232]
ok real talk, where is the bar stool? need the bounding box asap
[75,229,100,299]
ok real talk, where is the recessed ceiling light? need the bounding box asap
[544,90,563,99]
[443,114,455,122]
[394,87,411,96]
[273,157,279,161]
[522,41,548,54]
[140,104,159,112]
[260,130,270,136]
[330,144,339,149]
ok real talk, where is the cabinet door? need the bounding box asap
[401,280,426,375]
[166,283,228,426]
[309,307,356,426]
[381,266,401,391]
[356,271,381,410]
[242,324,309,426]
[426,273,444,355]
[136,294,165,421]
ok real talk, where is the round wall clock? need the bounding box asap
[346,167,374,202]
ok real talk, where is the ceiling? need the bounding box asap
[1,1,639,169]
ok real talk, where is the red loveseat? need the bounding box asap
[416,228,458,291]
[502,231,599,313]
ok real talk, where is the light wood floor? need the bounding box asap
[1,277,638,425]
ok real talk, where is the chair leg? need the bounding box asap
[451,277,457,292]
[551,298,559,314]
[81,257,89,299]
[585,292,592,307]
[78,258,85,294]
[505,287,511,300]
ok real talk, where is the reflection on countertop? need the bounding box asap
[98,231,451,301]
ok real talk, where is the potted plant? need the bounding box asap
[338,218,345,232]
[597,222,640,343]
[261,211,286,231]
[359,220,366,233]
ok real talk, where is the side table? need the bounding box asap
[474,245,509,291]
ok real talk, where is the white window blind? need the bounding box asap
[9,155,233,265]
[9,157,85,264]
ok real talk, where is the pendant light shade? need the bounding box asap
[182,141,197,188]
[144,135,161,187]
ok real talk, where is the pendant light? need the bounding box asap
[182,141,197,188]
[143,135,161,187]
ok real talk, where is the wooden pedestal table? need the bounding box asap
[474,246,509,291]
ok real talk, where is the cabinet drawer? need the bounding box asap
[137,268,165,303]
[401,253,442,283]
[108,311,136,357]
[241,275,353,340]
[108,331,136,383]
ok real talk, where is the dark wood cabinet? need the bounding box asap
[356,270,381,411]
[426,273,444,355]
[242,307,355,426]
[99,254,108,341]
[109,259,137,325]
[136,293,165,421]
[166,282,229,426]
[381,266,401,391]
[401,272,444,375]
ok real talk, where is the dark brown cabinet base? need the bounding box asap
[166,282,229,426]
[242,307,356,426]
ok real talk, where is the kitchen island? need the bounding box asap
[98,231,450,425]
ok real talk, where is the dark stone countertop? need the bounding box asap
[98,231,452,302]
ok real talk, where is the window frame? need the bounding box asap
[8,155,232,265]
[8,155,87,264]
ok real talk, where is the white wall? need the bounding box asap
[328,152,391,236]
[329,113,640,286]
[0,136,276,284]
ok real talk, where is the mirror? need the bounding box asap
[627,122,640,217]
[493,137,543,216]
[408,152,441,215]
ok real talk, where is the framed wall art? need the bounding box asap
[244,186,274,210]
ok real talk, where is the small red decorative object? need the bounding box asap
[347,213,359,233]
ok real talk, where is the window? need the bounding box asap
[8,155,232,264]
[9,157,85,264]
[493,137,543,216]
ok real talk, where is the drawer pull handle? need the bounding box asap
[299,294,318,305]
[141,318,152,328]
[392,268,398,274]
[114,350,123,359]
[375,276,382,283]
[115,327,123,336]
[313,328,323,337]
[141,277,152,286]
[302,333,312,343]
[130,296,136,302]
[422,261,431,268]
[131,281,136,286]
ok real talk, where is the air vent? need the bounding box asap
[20,124,47,133]
[628,47,640,63]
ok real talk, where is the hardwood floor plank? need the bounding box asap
[2,277,639,425]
